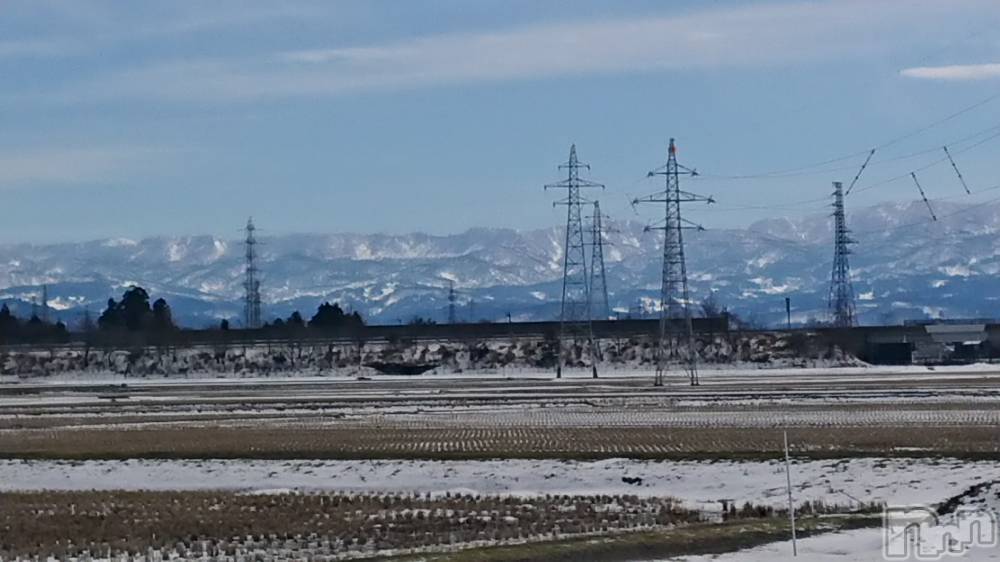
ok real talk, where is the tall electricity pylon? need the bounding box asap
[633,139,713,387]
[243,217,262,329]
[828,181,856,327]
[545,144,603,379]
[588,201,612,322]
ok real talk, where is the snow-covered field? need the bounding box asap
[1,457,992,514]
[674,527,1000,561]
[3,457,996,560]
[3,364,1000,559]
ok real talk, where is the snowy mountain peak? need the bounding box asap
[1,198,998,327]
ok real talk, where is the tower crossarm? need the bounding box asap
[631,190,714,205]
[642,218,706,232]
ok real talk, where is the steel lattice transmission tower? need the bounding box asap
[545,144,603,379]
[243,217,262,329]
[633,139,713,387]
[828,181,856,327]
[588,201,612,322]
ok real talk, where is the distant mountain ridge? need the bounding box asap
[1,198,998,328]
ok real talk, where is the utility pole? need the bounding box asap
[784,430,798,556]
[588,201,612,323]
[40,284,49,323]
[545,144,603,379]
[828,182,856,328]
[633,139,713,387]
[629,298,644,320]
[448,280,457,325]
[243,217,262,329]
[81,307,94,333]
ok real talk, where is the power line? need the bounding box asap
[880,89,1000,151]
[695,151,870,180]
[856,197,1000,236]
[844,149,876,196]
[723,18,998,160]
[697,120,1000,183]
[873,122,1000,165]
[627,122,996,209]
[712,185,1000,258]
[943,146,971,195]
[850,127,1000,196]
[910,172,938,221]
[735,184,1000,245]
[694,89,1000,181]
[850,185,1000,237]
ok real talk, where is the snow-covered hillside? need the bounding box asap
[1,198,997,327]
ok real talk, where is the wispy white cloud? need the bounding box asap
[102,2,330,41]
[57,0,999,103]
[0,1,330,59]
[0,147,167,188]
[0,39,74,59]
[901,63,1000,80]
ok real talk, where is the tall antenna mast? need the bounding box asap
[633,139,713,387]
[545,144,603,379]
[243,217,262,329]
[828,181,856,327]
[448,280,457,324]
[588,201,611,322]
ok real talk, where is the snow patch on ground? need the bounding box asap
[0,457,993,515]
[673,526,1000,561]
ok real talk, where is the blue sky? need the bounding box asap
[2,0,1000,242]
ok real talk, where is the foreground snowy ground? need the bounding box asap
[4,364,999,559]
[675,527,1000,561]
[4,457,996,560]
[2,457,993,514]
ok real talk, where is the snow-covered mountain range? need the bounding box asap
[1,198,998,328]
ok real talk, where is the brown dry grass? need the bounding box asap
[0,489,878,560]
[1,424,997,460]
[0,489,700,559]
[408,515,881,562]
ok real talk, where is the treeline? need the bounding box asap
[1,285,365,347]
[254,301,364,333]
[0,304,70,345]
[98,286,177,333]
